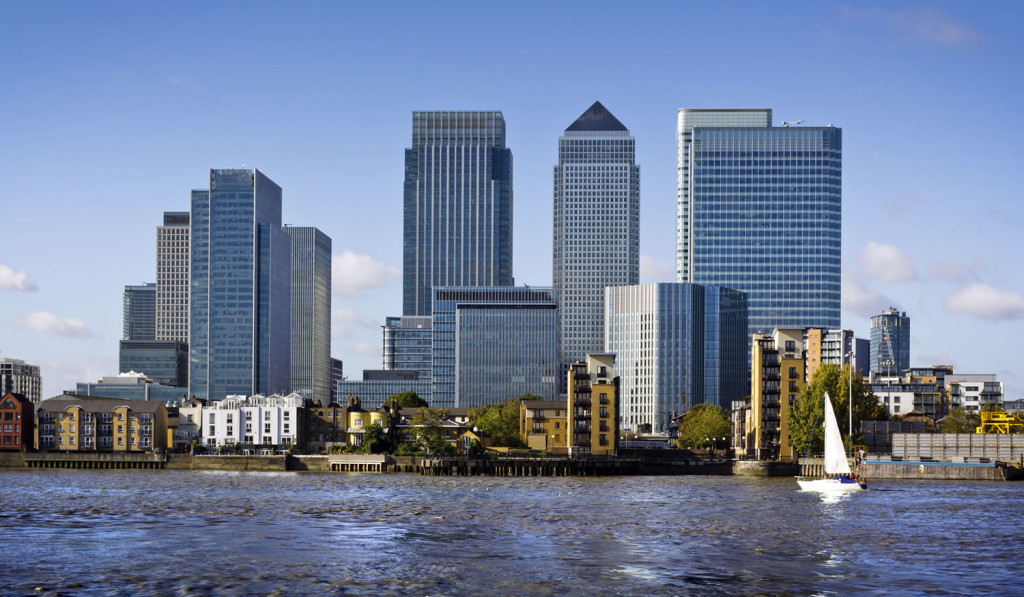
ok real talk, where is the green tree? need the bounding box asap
[409,407,454,455]
[468,395,532,448]
[674,403,730,450]
[940,407,981,434]
[358,420,392,454]
[385,391,429,408]
[788,363,888,455]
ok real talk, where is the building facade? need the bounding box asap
[520,399,569,452]
[553,101,639,368]
[605,283,748,434]
[946,374,1003,412]
[382,315,433,380]
[189,169,292,401]
[284,226,332,404]
[118,340,188,386]
[870,307,910,377]
[748,330,806,461]
[76,372,188,402]
[36,396,168,452]
[123,282,156,341]
[1,392,34,450]
[681,110,842,345]
[431,287,560,409]
[202,393,304,452]
[156,211,190,342]
[567,354,618,457]
[0,358,42,405]
[403,111,513,317]
[804,329,868,383]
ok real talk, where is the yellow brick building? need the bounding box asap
[520,400,568,452]
[36,395,168,452]
[567,353,619,457]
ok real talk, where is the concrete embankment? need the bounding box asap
[862,460,1020,481]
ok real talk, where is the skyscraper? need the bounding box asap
[870,307,910,377]
[189,169,292,401]
[156,211,190,342]
[403,111,513,316]
[284,226,332,405]
[0,358,42,404]
[553,101,639,368]
[122,283,156,341]
[679,109,842,342]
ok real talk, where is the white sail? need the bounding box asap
[822,392,851,475]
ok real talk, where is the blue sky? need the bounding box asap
[2,1,1023,400]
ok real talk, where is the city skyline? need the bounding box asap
[2,2,1023,399]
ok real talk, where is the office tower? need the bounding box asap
[870,307,910,377]
[553,101,639,368]
[330,358,344,404]
[605,283,747,434]
[284,226,332,405]
[0,358,42,404]
[123,283,156,340]
[431,287,560,409]
[118,340,188,386]
[156,211,190,341]
[679,109,842,343]
[676,109,772,282]
[382,316,433,380]
[189,169,292,401]
[403,111,513,316]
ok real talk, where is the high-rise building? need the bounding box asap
[189,169,292,401]
[156,211,190,342]
[679,109,842,344]
[553,101,639,368]
[605,283,748,434]
[403,111,513,316]
[118,340,188,386]
[123,283,156,341]
[284,226,332,405]
[0,358,42,404]
[431,287,560,409]
[382,316,433,380]
[870,307,910,377]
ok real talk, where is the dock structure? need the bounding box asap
[23,452,167,470]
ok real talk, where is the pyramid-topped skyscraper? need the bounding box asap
[553,101,639,370]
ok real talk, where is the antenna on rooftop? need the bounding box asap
[782,120,803,127]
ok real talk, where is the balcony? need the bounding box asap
[532,412,546,421]
[574,396,591,407]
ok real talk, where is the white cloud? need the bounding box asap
[332,251,400,298]
[0,265,38,291]
[946,283,1024,321]
[841,7,982,47]
[842,269,895,318]
[331,307,378,340]
[14,311,92,337]
[639,254,675,282]
[858,241,917,283]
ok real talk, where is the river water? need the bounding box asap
[0,470,1020,596]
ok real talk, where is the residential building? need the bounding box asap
[75,372,188,402]
[869,366,951,419]
[171,397,204,452]
[870,308,910,377]
[520,399,569,452]
[156,211,190,342]
[804,329,868,383]
[118,340,188,386]
[567,354,619,457]
[676,109,773,282]
[123,282,156,340]
[680,109,842,346]
[1,392,34,451]
[189,169,292,400]
[284,226,332,404]
[36,395,168,452]
[431,287,560,409]
[403,111,513,317]
[747,330,806,461]
[553,101,639,368]
[382,315,433,380]
[1,358,42,404]
[605,283,748,434]
[202,393,304,452]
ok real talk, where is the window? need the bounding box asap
[785,340,796,352]
[209,413,215,424]
[208,425,215,437]
[789,381,798,391]
[600,407,608,418]
[788,367,797,378]
[264,423,271,433]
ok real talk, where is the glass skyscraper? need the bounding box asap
[123,283,156,341]
[189,169,292,401]
[403,111,513,317]
[870,307,910,377]
[679,109,842,342]
[284,226,332,405]
[382,316,433,380]
[431,287,560,409]
[605,283,748,434]
[553,101,639,369]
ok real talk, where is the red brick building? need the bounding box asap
[0,392,34,450]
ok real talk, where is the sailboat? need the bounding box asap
[797,391,866,492]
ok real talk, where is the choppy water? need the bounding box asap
[0,470,1020,596]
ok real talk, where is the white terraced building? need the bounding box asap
[203,393,305,453]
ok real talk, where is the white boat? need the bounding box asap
[797,391,866,492]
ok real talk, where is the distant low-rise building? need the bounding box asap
[203,393,305,453]
[1,392,34,451]
[36,395,168,452]
[520,400,569,453]
[75,371,187,402]
[946,374,1003,412]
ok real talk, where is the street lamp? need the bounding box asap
[846,350,854,456]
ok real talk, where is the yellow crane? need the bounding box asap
[976,410,1024,434]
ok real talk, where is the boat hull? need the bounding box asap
[797,477,867,492]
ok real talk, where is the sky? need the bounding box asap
[2,1,1023,400]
